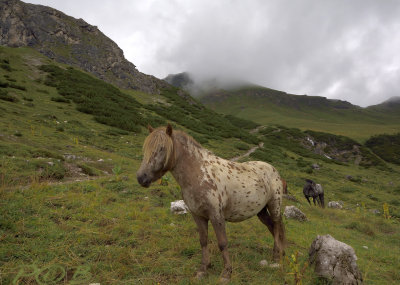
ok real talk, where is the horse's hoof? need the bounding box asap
[218,277,230,284]
[195,271,207,279]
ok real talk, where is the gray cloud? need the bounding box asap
[25,0,400,106]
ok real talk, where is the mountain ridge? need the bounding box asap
[0,0,168,93]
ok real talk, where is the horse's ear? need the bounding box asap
[147,125,154,133]
[166,123,173,136]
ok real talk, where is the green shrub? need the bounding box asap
[234,141,250,151]
[0,63,11,72]
[224,114,259,130]
[8,83,26,91]
[78,163,101,176]
[0,80,9,88]
[0,89,18,102]
[51,96,70,103]
[104,128,130,136]
[36,88,49,94]
[23,96,33,102]
[365,133,400,165]
[40,64,153,133]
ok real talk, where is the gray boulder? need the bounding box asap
[284,206,307,221]
[328,201,343,209]
[309,235,363,284]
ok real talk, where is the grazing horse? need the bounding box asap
[137,125,287,282]
[303,179,325,208]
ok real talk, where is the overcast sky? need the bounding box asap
[25,0,400,107]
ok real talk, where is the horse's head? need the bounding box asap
[136,124,174,187]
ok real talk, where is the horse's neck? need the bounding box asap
[169,135,212,188]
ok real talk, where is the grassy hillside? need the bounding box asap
[200,86,400,141]
[366,133,400,165]
[1,46,400,284]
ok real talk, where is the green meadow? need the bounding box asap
[1,46,399,284]
[201,88,400,142]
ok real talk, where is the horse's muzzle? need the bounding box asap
[137,173,151,188]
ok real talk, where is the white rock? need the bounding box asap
[284,205,307,221]
[362,246,368,249]
[170,200,189,214]
[328,201,343,209]
[309,234,363,284]
[269,263,280,268]
[259,260,268,267]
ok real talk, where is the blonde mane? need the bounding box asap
[143,128,174,167]
[143,127,203,167]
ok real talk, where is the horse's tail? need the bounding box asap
[281,178,288,194]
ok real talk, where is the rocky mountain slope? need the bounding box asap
[0,0,167,93]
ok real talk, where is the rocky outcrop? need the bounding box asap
[309,235,363,284]
[0,0,167,93]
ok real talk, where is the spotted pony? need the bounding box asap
[137,125,287,282]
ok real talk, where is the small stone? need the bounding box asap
[259,260,268,267]
[312,163,320,169]
[362,246,368,249]
[369,209,380,215]
[98,158,104,162]
[144,196,148,200]
[47,161,54,166]
[170,200,189,214]
[328,201,343,209]
[269,263,280,268]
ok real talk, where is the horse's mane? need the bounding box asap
[173,130,202,149]
[143,127,174,167]
[143,127,202,166]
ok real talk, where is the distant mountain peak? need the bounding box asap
[164,72,194,89]
[384,96,400,103]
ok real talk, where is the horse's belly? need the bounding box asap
[224,188,270,222]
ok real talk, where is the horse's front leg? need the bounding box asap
[192,214,211,279]
[312,197,317,206]
[210,215,232,283]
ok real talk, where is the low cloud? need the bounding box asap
[26,0,400,106]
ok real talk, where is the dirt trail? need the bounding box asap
[230,142,264,162]
[230,126,265,162]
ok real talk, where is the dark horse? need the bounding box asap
[137,125,287,283]
[303,179,325,208]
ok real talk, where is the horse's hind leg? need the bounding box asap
[319,193,325,208]
[192,214,211,279]
[257,206,274,236]
[210,215,232,283]
[266,201,287,261]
